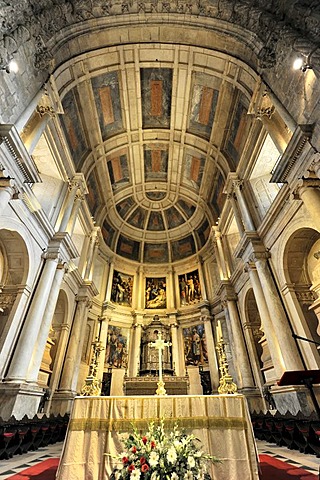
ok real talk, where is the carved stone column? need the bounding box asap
[227,192,245,236]
[26,262,67,383]
[0,177,15,215]
[105,259,115,303]
[294,179,320,230]
[130,317,143,377]
[166,268,175,309]
[5,250,60,382]
[220,283,255,390]
[201,313,219,390]
[168,316,180,375]
[84,227,100,281]
[59,174,87,233]
[232,179,255,232]
[212,227,229,280]
[251,252,304,373]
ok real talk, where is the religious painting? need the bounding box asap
[105,325,129,368]
[144,243,169,264]
[145,277,167,309]
[188,74,219,139]
[107,151,130,190]
[196,219,210,249]
[183,153,206,190]
[60,89,89,170]
[211,171,226,217]
[183,324,208,366]
[101,219,116,249]
[127,207,148,229]
[144,144,168,181]
[178,269,202,306]
[141,68,172,128]
[116,235,140,261]
[91,71,124,140]
[86,170,100,217]
[147,211,165,231]
[171,235,196,262]
[111,270,134,307]
[225,93,251,166]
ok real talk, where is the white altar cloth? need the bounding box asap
[56,394,259,480]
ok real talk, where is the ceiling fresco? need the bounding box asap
[58,44,260,264]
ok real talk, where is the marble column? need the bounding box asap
[202,315,219,389]
[96,316,109,381]
[196,257,208,301]
[245,262,284,378]
[105,260,115,303]
[131,320,143,377]
[227,193,245,236]
[252,252,304,372]
[67,192,84,235]
[0,178,15,215]
[5,251,60,382]
[167,268,175,309]
[221,285,255,390]
[84,228,99,280]
[26,262,67,383]
[232,179,255,231]
[213,228,229,280]
[59,174,87,233]
[136,266,144,310]
[169,319,180,376]
[59,294,92,393]
[296,180,320,230]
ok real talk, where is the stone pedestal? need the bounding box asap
[0,383,43,420]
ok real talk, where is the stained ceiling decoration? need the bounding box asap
[57,41,261,263]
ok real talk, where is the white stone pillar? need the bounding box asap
[84,228,99,280]
[213,228,229,280]
[105,261,115,303]
[232,179,255,231]
[97,316,109,381]
[26,263,67,382]
[59,174,87,232]
[245,262,284,378]
[197,258,208,300]
[167,268,175,309]
[202,315,219,389]
[169,319,180,376]
[252,252,304,372]
[0,178,15,214]
[221,285,255,390]
[136,266,144,310]
[67,192,84,235]
[227,192,245,236]
[59,294,92,393]
[131,321,143,377]
[297,181,320,231]
[6,252,60,382]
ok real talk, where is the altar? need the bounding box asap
[56,394,259,480]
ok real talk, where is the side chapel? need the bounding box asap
[0,0,320,423]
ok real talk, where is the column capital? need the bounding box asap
[224,172,240,195]
[219,282,237,304]
[68,173,88,196]
[249,251,271,264]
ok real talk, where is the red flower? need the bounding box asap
[128,464,135,472]
[140,456,146,465]
[142,436,148,445]
[141,464,149,473]
[122,456,129,464]
[150,441,156,449]
[131,446,137,453]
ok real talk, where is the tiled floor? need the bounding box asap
[0,440,319,479]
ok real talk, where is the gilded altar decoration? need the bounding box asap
[109,420,220,480]
[216,338,238,395]
[81,338,105,396]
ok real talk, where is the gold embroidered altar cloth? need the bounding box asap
[56,394,259,480]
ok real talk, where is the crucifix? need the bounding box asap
[149,331,172,396]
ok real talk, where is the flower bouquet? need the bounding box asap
[109,420,221,480]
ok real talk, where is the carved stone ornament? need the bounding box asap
[1,1,320,73]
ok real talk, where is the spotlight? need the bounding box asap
[1,60,19,74]
[293,56,312,72]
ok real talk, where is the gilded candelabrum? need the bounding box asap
[81,337,105,396]
[216,337,238,395]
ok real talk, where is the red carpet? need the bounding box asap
[259,454,318,479]
[6,458,59,480]
[4,455,318,479]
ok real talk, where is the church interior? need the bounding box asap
[0,0,320,478]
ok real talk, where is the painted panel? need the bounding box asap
[197,219,210,249]
[105,325,129,368]
[116,235,140,261]
[141,68,172,128]
[144,145,168,181]
[211,172,226,216]
[60,89,89,170]
[107,153,130,190]
[144,243,169,263]
[91,71,123,140]
[127,207,148,229]
[146,191,166,201]
[171,235,196,262]
[184,153,205,189]
[165,206,185,229]
[145,277,167,309]
[116,197,135,219]
[177,199,196,219]
[86,170,100,216]
[225,95,250,165]
[178,269,202,306]
[101,219,116,248]
[147,211,165,231]
[183,324,208,366]
[111,270,134,307]
[188,82,219,139]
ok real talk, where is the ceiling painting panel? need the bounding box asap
[141,68,173,128]
[183,153,206,190]
[196,219,210,249]
[127,207,148,229]
[144,145,168,181]
[188,76,219,140]
[101,219,116,249]
[144,243,169,263]
[107,152,130,190]
[224,93,251,166]
[116,197,136,219]
[211,172,227,217]
[86,170,101,217]
[171,235,196,262]
[147,212,165,231]
[116,235,140,262]
[164,207,185,229]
